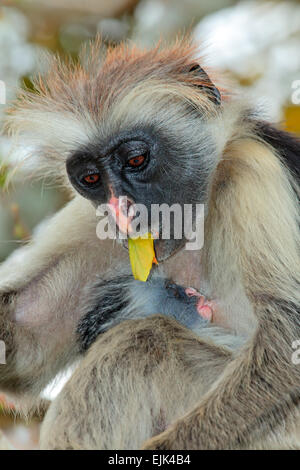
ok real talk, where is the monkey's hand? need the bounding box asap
[141,398,226,450]
[141,401,225,450]
[141,424,187,450]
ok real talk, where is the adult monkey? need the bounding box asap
[0,195,242,450]
[1,37,300,449]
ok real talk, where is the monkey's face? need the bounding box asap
[66,116,219,261]
[7,39,224,260]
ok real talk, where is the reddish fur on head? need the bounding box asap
[7,36,223,125]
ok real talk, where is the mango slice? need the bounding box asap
[128,233,158,282]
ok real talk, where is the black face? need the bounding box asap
[67,130,157,203]
[66,126,210,261]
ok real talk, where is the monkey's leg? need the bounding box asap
[143,306,300,450]
[40,315,234,450]
[0,196,126,402]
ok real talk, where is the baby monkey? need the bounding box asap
[78,274,215,352]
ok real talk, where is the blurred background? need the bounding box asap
[0,0,300,449]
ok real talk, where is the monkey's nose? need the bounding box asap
[108,196,135,235]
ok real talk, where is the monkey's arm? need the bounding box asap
[143,138,300,450]
[143,304,300,450]
[41,315,235,450]
[0,196,126,400]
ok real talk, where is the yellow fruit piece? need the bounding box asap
[283,105,300,135]
[128,233,157,282]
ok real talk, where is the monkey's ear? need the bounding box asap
[187,64,221,106]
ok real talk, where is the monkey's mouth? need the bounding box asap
[108,196,187,262]
[153,238,186,262]
[122,237,185,262]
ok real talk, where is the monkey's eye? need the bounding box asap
[127,154,148,169]
[81,173,100,185]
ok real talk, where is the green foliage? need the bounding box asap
[0,161,9,189]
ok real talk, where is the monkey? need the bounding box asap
[1,36,300,449]
[0,195,243,449]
